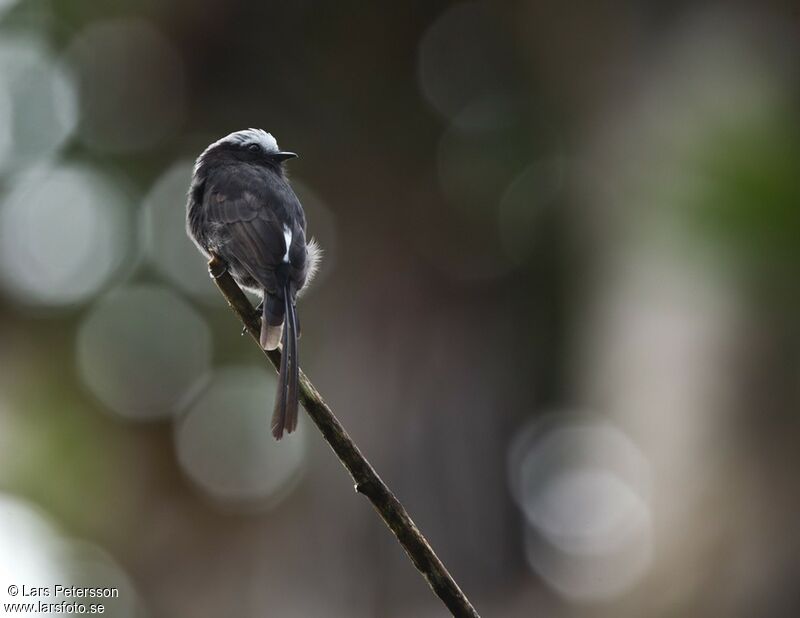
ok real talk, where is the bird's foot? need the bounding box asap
[207,254,228,279]
[242,300,263,336]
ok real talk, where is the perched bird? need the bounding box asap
[186,129,320,439]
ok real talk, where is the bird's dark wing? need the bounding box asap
[201,168,289,294]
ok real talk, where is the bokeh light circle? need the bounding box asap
[65,18,185,152]
[175,366,307,506]
[509,415,653,601]
[0,0,18,18]
[76,284,212,420]
[0,493,145,615]
[0,494,64,594]
[0,164,129,307]
[418,1,515,126]
[56,539,144,617]
[141,159,216,300]
[0,34,78,172]
[497,158,566,265]
[523,508,652,603]
[436,123,520,220]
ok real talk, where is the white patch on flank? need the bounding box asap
[282,224,292,263]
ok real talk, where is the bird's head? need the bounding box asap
[194,128,298,175]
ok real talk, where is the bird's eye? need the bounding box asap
[247,144,260,153]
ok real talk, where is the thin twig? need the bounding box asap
[207,256,480,618]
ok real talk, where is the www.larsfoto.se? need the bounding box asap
[4,601,106,614]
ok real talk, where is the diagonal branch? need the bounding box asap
[207,257,480,618]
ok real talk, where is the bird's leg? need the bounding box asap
[242,299,263,336]
[207,255,258,337]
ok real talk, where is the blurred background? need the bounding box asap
[0,1,798,616]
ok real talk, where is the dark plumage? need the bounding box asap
[186,129,320,439]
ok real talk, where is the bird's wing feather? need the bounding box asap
[202,174,288,292]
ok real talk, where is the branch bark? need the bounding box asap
[207,257,480,618]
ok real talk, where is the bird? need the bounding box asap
[186,129,320,439]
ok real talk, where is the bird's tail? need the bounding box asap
[271,284,299,439]
[260,294,284,351]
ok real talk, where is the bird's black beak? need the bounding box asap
[273,151,299,162]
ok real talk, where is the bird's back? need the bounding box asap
[193,161,308,295]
